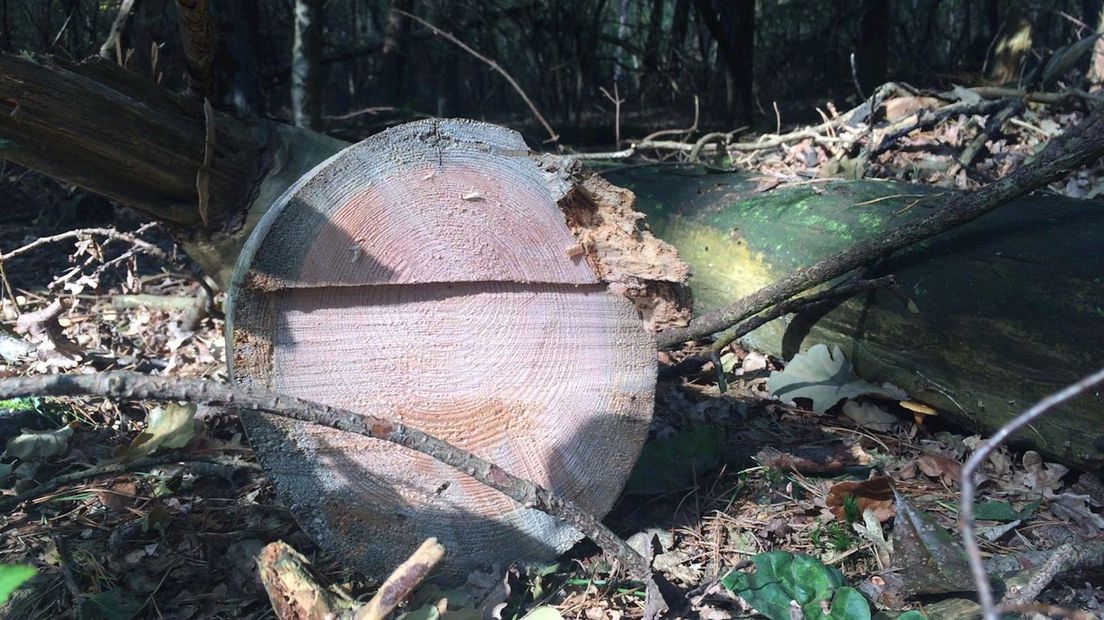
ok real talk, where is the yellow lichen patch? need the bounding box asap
[655,221,777,314]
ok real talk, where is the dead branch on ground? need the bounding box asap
[655,104,1104,348]
[0,371,650,578]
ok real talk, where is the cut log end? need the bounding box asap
[229,119,687,578]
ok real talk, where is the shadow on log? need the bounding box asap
[608,167,1104,470]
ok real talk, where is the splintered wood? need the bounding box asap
[228,119,689,578]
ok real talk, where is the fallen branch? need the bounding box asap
[256,538,445,620]
[0,371,649,578]
[960,367,1104,620]
[872,97,1013,155]
[655,105,1104,348]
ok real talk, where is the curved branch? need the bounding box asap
[0,371,649,578]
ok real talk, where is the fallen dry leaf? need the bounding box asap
[826,476,895,522]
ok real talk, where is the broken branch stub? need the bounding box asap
[227,119,688,578]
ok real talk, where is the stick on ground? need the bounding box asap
[0,371,649,578]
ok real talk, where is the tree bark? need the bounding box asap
[856,0,888,94]
[380,0,413,105]
[611,168,1104,470]
[174,0,215,99]
[0,53,344,284]
[291,0,322,129]
[694,0,754,125]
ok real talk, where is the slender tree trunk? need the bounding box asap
[217,0,263,115]
[0,0,9,52]
[1091,3,1104,91]
[99,0,140,60]
[291,0,322,129]
[668,0,691,75]
[856,0,888,95]
[380,0,412,105]
[641,0,665,98]
[695,0,754,125]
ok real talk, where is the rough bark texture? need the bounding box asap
[0,54,260,230]
[0,52,346,285]
[174,0,215,98]
[611,168,1104,470]
[228,119,684,579]
[291,0,322,129]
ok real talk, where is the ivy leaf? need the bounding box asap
[891,490,975,595]
[721,551,870,620]
[768,344,896,413]
[0,565,35,604]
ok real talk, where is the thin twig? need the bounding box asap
[960,367,1104,620]
[710,276,897,357]
[395,9,559,144]
[656,104,1104,348]
[0,371,649,578]
[0,227,169,263]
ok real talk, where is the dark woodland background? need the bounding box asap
[3,0,1101,145]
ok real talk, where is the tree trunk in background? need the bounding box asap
[217,0,263,115]
[291,0,322,129]
[695,0,754,125]
[986,9,1033,85]
[380,0,412,105]
[856,0,888,95]
[1091,3,1104,91]
[641,0,665,96]
[667,0,691,73]
[174,0,215,99]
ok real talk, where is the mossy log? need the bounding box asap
[608,167,1104,470]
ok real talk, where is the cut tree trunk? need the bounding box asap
[608,167,1104,470]
[228,119,689,577]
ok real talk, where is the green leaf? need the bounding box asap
[0,565,35,605]
[895,612,927,620]
[891,490,975,595]
[972,500,1039,523]
[721,551,869,620]
[829,587,872,620]
[624,425,723,495]
[767,344,896,413]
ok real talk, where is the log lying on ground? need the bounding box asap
[226,119,689,578]
[608,167,1104,470]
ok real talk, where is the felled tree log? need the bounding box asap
[609,167,1104,470]
[230,119,688,577]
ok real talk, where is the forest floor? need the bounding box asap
[2,86,1104,620]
